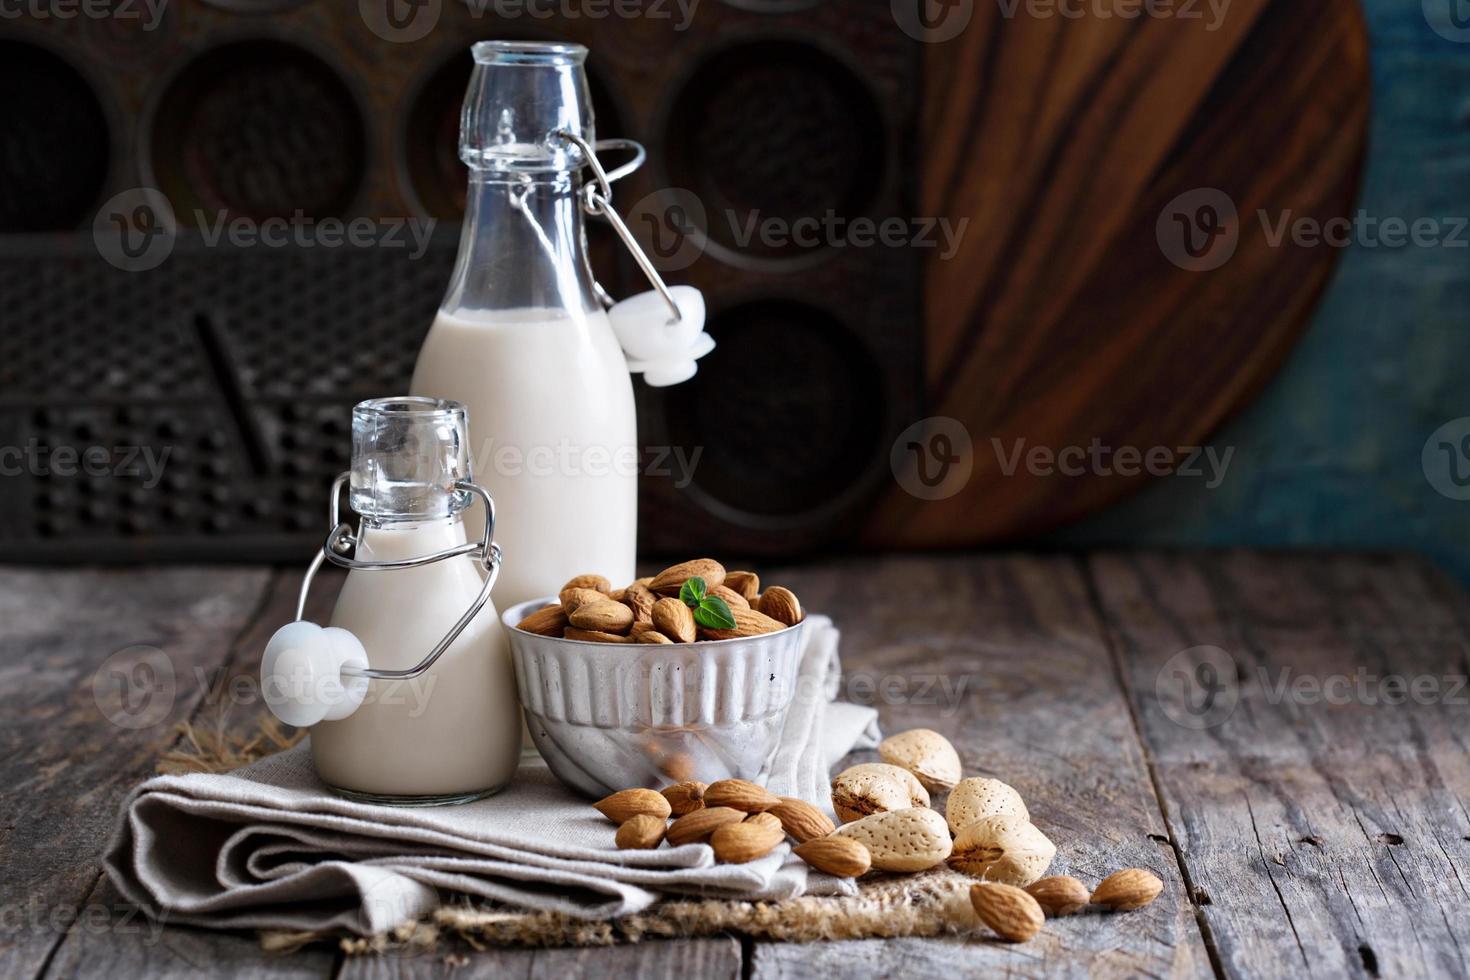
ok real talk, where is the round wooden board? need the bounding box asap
[870,0,1370,547]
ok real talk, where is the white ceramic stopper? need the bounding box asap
[609,285,714,387]
[260,621,370,728]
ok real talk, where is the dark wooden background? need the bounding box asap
[874,0,1372,546]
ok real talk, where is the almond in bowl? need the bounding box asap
[501,560,810,799]
[514,559,804,644]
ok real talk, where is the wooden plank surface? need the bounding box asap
[35,568,340,980]
[0,567,272,980]
[336,937,742,980]
[1089,553,1470,979]
[751,555,1209,979]
[6,554,1469,979]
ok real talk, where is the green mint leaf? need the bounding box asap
[693,595,736,630]
[680,576,708,607]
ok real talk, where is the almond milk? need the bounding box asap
[411,306,637,610]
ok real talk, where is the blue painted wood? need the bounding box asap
[1054,0,1470,583]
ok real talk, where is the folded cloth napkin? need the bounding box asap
[105,615,880,936]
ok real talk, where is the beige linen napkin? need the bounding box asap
[105,615,880,936]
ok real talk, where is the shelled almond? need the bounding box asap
[593,788,671,824]
[704,779,780,812]
[794,835,871,877]
[768,797,836,842]
[615,814,666,850]
[711,818,784,863]
[514,561,805,643]
[660,780,707,816]
[666,806,745,846]
[1026,876,1090,917]
[1091,868,1163,911]
[970,883,1044,942]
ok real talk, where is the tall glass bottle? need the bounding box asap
[411,41,638,609]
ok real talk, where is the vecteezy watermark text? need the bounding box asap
[361,0,698,42]
[840,672,974,717]
[992,437,1234,488]
[1156,645,1470,730]
[994,0,1230,30]
[466,0,699,28]
[474,439,703,490]
[0,898,165,945]
[1158,187,1470,271]
[0,440,170,489]
[0,0,168,29]
[626,188,971,271]
[194,211,434,259]
[94,188,436,272]
[889,419,1234,501]
[728,211,969,260]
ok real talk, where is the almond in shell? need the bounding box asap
[1091,868,1163,911]
[704,778,780,812]
[835,763,931,809]
[666,806,745,846]
[615,814,666,850]
[970,883,1044,942]
[833,807,952,872]
[946,777,1029,834]
[756,586,803,627]
[794,835,871,878]
[515,604,569,636]
[768,797,837,843]
[879,728,962,793]
[948,814,1056,886]
[650,559,726,595]
[651,597,697,643]
[593,788,672,824]
[830,767,914,824]
[710,818,784,863]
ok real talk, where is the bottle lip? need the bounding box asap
[354,396,465,422]
[472,40,588,66]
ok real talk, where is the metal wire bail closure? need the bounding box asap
[554,130,684,324]
[292,472,503,682]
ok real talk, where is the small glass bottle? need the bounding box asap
[411,41,638,611]
[310,397,521,805]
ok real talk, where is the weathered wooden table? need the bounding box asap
[4,553,1468,979]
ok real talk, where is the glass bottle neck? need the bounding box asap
[441,172,601,319]
[356,515,467,559]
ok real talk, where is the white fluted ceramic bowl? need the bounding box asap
[502,597,806,798]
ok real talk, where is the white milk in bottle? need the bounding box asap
[310,397,521,804]
[411,41,637,609]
